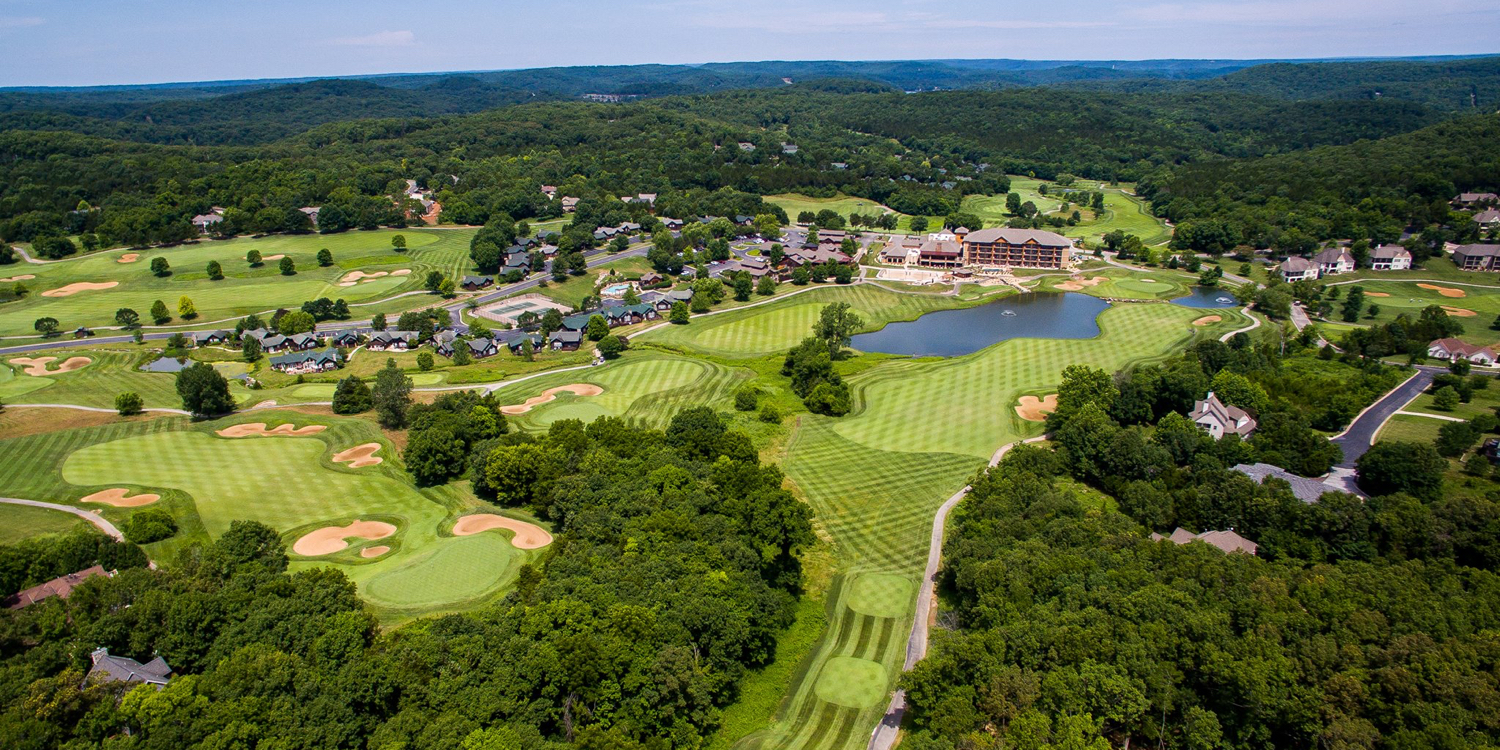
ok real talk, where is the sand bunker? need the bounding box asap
[360,545,389,558]
[1443,306,1478,318]
[216,422,328,438]
[500,383,604,415]
[117,253,140,263]
[1055,276,1107,292]
[9,356,91,376]
[332,442,383,468]
[81,488,160,507]
[41,281,119,297]
[292,520,396,556]
[1418,283,1467,298]
[338,269,411,287]
[451,514,553,549]
[1015,394,1058,422]
[1192,315,1222,326]
[261,254,285,261]
[1364,291,1390,297]
[0,274,35,282]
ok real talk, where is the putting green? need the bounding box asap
[846,573,916,618]
[58,427,531,615]
[362,533,521,609]
[815,657,890,709]
[409,372,445,385]
[1115,279,1171,294]
[291,383,338,398]
[533,401,614,426]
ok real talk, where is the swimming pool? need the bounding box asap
[602,283,632,296]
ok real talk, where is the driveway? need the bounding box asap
[1331,368,1436,468]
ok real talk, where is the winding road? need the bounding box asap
[0,497,125,541]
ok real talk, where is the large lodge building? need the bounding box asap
[884,227,1073,270]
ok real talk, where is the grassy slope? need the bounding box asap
[0,228,476,336]
[0,503,86,544]
[1321,278,1500,345]
[491,352,752,431]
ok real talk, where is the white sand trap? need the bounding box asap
[0,274,35,282]
[117,253,140,263]
[1015,394,1058,422]
[360,545,390,558]
[9,356,91,376]
[1418,283,1466,298]
[451,514,553,549]
[390,269,411,276]
[1192,315,1222,326]
[499,383,604,415]
[81,488,160,507]
[1055,276,1107,292]
[1364,291,1390,297]
[216,422,327,438]
[1443,306,1478,317]
[261,254,285,261]
[293,520,396,556]
[42,281,118,297]
[333,442,383,468]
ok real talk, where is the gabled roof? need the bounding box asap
[1280,257,1316,273]
[1189,392,1255,435]
[5,565,109,609]
[1313,247,1354,265]
[1371,244,1411,259]
[549,329,582,343]
[1151,527,1258,555]
[1453,244,1500,258]
[1233,462,1338,504]
[88,648,171,687]
[1429,338,1496,359]
[962,228,1072,248]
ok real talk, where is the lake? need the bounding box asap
[140,357,191,373]
[850,292,1110,357]
[1170,286,1240,309]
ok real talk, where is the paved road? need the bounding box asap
[867,436,1047,750]
[1331,368,1436,468]
[0,497,125,541]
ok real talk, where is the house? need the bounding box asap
[737,141,756,151]
[243,329,288,353]
[330,331,361,348]
[1453,192,1500,209]
[504,252,530,272]
[192,213,224,233]
[593,227,618,241]
[1188,392,1257,439]
[87,648,171,689]
[1279,256,1318,282]
[782,142,799,154]
[604,304,657,326]
[1428,338,1498,366]
[961,228,1072,270]
[640,272,663,287]
[269,348,340,374]
[734,215,755,226]
[5,565,110,610]
[191,330,230,347]
[916,239,964,269]
[830,162,848,170]
[541,185,558,199]
[561,313,595,331]
[1234,462,1344,504]
[663,218,684,230]
[368,330,418,351]
[460,275,494,291]
[284,332,321,351]
[466,337,499,359]
[561,197,579,213]
[617,221,642,234]
[298,207,321,227]
[1150,528,1258,555]
[817,229,847,245]
[880,237,921,265]
[1474,209,1500,228]
[666,289,695,305]
[1370,245,1412,271]
[431,331,458,357]
[505,333,545,354]
[549,329,582,350]
[1313,247,1355,276]
[1452,244,1500,271]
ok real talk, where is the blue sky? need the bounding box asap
[2,0,1498,87]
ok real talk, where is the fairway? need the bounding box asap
[0,503,86,544]
[1033,268,1194,300]
[0,228,476,337]
[845,573,915,619]
[55,417,539,617]
[493,353,751,429]
[766,194,933,233]
[814,658,889,709]
[1330,279,1500,345]
[641,285,983,358]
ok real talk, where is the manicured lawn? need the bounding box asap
[0,228,476,337]
[766,193,935,234]
[538,255,653,308]
[1322,279,1500,345]
[1333,256,1500,286]
[972,178,1173,247]
[1404,383,1500,421]
[3,348,185,409]
[44,411,542,620]
[1030,267,1197,300]
[1376,413,1446,444]
[640,285,978,359]
[492,352,751,431]
[0,503,86,545]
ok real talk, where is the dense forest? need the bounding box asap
[899,338,1500,749]
[0,409,814,749]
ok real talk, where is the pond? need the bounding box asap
[140,357,191,373]
[850,292,1111,357]
[1170,286,1240,309]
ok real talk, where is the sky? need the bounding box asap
[2,0,1499,87]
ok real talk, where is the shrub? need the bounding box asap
[123,508,177,544]
[114,392,143,416]
[734,387,760,411]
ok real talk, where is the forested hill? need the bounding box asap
[1144,113,1500,250]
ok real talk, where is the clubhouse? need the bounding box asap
[883,227,1073,270]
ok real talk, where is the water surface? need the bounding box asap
[1170,286,1240,309]
[851,292,1110,357]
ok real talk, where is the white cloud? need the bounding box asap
[1125,0,1481,26]
[331,30,415,47]
[0,16,44,29]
